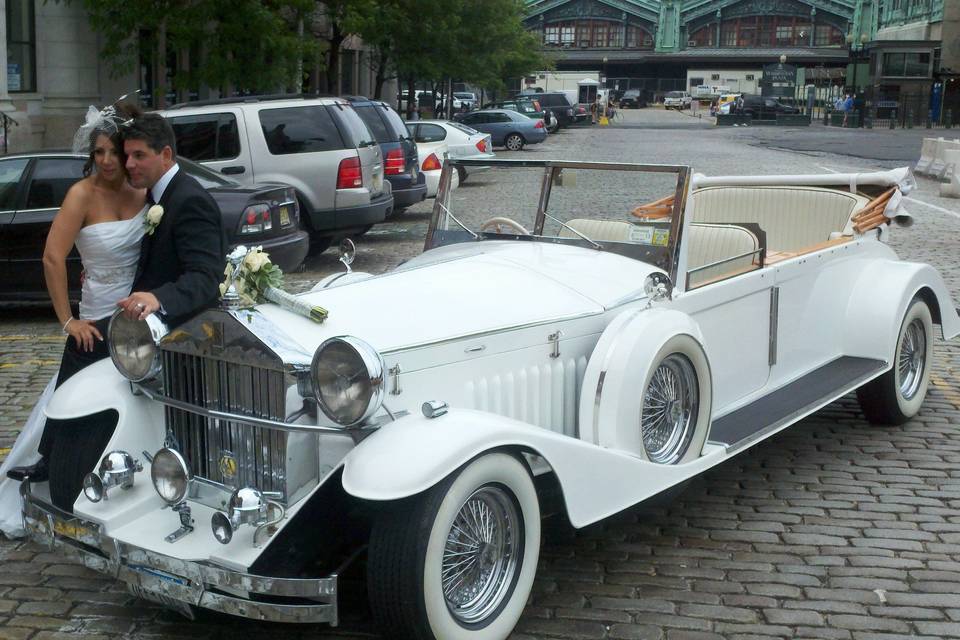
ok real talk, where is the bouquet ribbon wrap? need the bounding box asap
[264,286,328,323]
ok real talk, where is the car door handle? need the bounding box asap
[221,166,245,175]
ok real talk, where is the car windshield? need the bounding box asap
[425,159,690,277]
[178,157,237,187]
[454,92,474,99]
[666,92,684,99]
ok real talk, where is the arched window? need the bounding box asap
[693,15,843,48]
[542,19,651,49]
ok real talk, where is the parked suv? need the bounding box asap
[522,91,576,128]
[477,97,557,132]
[160,95,393,249]
[619,89,646,109]
[343,96,425,212]
[663,91,693,110]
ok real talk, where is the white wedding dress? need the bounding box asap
[0,207,145,538]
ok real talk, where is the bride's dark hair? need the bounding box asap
[82,102,144,177]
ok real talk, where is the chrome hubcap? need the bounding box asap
[641,354,699,464]
[442,485,520,624]
[897,318,926,400]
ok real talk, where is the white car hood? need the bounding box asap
[253,241,659,356]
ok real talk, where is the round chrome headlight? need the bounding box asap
[100,451,137,476]
[150,448,190,504]
[108,310,169,382]
[310,336,385,426]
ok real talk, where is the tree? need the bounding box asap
[70,0,317,107]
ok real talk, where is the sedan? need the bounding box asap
[455,109,547,151]
[415,140,460,198]
[0,152,309,301]
[405,120,495,184]
[477,98,557,133]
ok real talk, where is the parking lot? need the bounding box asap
[1,107,959,640]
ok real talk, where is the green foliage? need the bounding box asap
[71,0,318,96]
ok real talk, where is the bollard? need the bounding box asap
[907,108,914,129]
[890,109,896,129]
[926,110,933,129]
[866,107,874,129]
[824,108,830,126]
[947,110,953,129]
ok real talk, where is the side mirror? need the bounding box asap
[339,238,356,274]
[643,272,672,303]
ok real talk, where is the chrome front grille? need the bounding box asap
[162,350,291,500]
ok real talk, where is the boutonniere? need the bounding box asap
[144,205,164,235]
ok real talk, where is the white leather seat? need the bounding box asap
[686,223,760,287]
[690,186,869,252]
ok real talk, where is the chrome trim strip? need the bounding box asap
[136,383,346,434]
[768,287,779,367]
[22,494,338,624]
[686,249,762,275]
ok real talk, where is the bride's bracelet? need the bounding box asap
[62,317,75,335]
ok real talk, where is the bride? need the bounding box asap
[0,103,146,537]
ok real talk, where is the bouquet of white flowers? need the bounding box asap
[220,246,328,323]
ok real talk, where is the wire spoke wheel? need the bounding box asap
[897,318,926,400]
[641,354,699,464]
[441,485,521,625]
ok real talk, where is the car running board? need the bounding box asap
[708,356,887,453]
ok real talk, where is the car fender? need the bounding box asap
[578,306,709,451]
[843,259,960,363]
[43,358,165,473]
[340,407,726,528]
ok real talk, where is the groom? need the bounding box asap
[118,113,225,322]
[9,114,224,496]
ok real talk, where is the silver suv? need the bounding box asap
[160,96,393,249]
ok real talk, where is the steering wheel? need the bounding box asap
[479,216,531,235]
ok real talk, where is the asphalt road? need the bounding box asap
[1,107,959,640]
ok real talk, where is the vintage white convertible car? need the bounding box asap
[20,160,960,640]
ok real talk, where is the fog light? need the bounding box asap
[82,473,104,503]
[151,448,190,504]
[82,451,142,503]
[211,511,234,545]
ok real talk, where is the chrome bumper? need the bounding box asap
[22,491,338,625]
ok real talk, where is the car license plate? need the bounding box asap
[278,205,291,226]
[128,584,195,620]
[53,519,93,540]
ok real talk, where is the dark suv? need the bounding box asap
[521,91,575,128]
[343,96,426,212]
[619,89,646,109]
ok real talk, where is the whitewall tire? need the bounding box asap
[638,335,712,464]
[368,452,540,640]
[857,297,934,425]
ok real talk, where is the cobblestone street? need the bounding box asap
[1,108,959,639]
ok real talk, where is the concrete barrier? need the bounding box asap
[940,149,960,198]
[915,137,941,174]
[927,138,960,179]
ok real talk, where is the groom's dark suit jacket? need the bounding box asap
[134,168,226,324]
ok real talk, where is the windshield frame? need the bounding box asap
[425,158,692,287]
